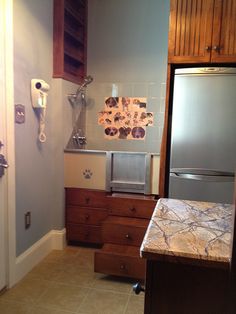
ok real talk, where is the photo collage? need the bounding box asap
[98,97,154,140]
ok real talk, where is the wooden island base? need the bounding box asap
[145,260,230,314]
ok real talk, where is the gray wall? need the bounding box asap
[13,0,76,256]
[13,0,170,255]
[84,0,169,152]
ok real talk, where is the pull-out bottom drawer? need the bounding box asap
[94,244,146,280]
[67,223,102,244]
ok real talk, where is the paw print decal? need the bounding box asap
[83,169,93,179]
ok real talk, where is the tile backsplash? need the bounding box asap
[81,81,166,153]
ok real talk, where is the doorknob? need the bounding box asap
[0,154,9,178]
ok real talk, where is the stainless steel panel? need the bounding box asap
[170,74,236,171]
[144,154,151,194]
[169,67,236,203]
[106,152,151,194]
[169,176,234,204]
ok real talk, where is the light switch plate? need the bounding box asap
[15,104,25,124]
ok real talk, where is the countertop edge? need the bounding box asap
[140,198,234,269]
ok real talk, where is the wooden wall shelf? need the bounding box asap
[53,0,87,84]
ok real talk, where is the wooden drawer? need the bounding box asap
[108,195,156,219]
[102,216,149,247]
[66,188,107,208]
[66,206,108,225]
[66,223,102,244]
[94,244,146,280]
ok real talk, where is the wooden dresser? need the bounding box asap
[66,188,157,279]
[65,188,108,245]
[94,193,157,280]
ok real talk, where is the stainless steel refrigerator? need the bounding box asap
[168,67,236,204]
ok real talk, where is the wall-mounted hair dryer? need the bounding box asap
[31,79,50,108]
[31,79,50,143]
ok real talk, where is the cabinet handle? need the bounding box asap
[213,45,220,52]
[205,46,211,52]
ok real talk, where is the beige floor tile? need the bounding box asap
[0,299,32,314]
[47,248,94,270]
[27,261,64,281]
[92,274,133,294]
[1,246,144,313]
[78,289,129,314]
[55,266,97,287]
[43,247,80,264]
[31,305,78,314]
[125,295,145,314]
[36,282,89,312]
[73,248,95,270]
[0,278,51,305]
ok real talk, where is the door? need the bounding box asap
[211,0,236,62]
[0,0,10,291]
[0,111,7,293]
[168,0,214,63]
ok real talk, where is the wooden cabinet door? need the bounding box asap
[168,0,214,63]
[211,0,236,62]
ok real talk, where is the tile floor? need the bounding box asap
[0,246,144,314]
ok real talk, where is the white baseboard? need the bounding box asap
[13,228,66,286]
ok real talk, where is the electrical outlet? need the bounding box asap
[25,211,31,229]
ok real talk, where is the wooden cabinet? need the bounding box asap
[144,260,229,314]
[94,194,157,280]
[159,0,236,197]
[65,188,108,245]
[53,0,87,84]
[212,0,236,62]
[168,0,236,63]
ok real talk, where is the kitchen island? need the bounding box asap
[140,198,235,314]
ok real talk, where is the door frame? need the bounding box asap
[0,0,16,288]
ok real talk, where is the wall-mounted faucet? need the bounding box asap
[68,75,93,107]
[67,76,93,149]
[72,130,87,147]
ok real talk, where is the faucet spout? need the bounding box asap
[73,133,87,147]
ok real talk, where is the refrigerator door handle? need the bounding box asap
[170,168,235,182]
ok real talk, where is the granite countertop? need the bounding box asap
[141,198,234,268]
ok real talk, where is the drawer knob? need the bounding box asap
[125,234,131,239]
[130,207,136,212]
[85,197,90,204]
[133,282,145,294]
[120,264,126,270]
[85,214,90,220]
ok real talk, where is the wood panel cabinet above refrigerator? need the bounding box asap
[168,0,236,63]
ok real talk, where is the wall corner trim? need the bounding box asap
[13,228,66,286]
